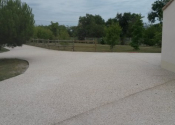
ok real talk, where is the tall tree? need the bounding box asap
[48,22,70,40]
[49,21,59,37]
[153,24,162,47]
[143,25,156,46]
[143,24,162,46]
[77,14,105,40]
[148,0,170,23]
[105,23,121,51]
[147,0,169,47]
[0,0,35,49]
[130,15,144,50]
[115,13,140,45]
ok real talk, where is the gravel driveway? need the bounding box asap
[0,45,175,125]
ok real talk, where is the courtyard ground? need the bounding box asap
[0,45,175,125]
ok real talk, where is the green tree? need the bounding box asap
[130,15,144,50]
[33,26,54,40]
[58,25,70,40]
[67,26,78,38]
[0,0,35,50]
[49,21,59,37]
[105,23,121,51]
[105,18,117,26]
[148,0,170,23]
[143,24,162,46]
[58,30,70,40]
[115,13,141,45]
[77,14,105,40]
[143,25,157,46]
[153,24,162,47]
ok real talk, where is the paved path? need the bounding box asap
[0,45,175,125]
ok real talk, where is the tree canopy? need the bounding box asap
[49,21,59,37]
[0,0,35,49]
[34,22,70,40]
[148,0,170,23]
[143,24,162,46]
[105,23,121,50]
[130,15,144,50]
[33,26,54,40]
[143,24,157,46]
[77,14,105,40]
[0,0,165,50]
[115,13,142,44]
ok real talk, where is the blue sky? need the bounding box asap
[22,0,155,26]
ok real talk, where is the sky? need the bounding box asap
[22,0,155,26]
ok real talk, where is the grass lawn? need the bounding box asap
[0,48,9,53]
[27,43,161,53]
[97,44,161,53]
[0,59,29,81]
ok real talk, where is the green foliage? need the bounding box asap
[33,26,54,40]
[34,23,70,40]
[100,38,106,45]
[153,24,162,47]
[105,23,121,50]
[143,25,157,46]
[57,25,70,40]
[105,18,117,26]
[49,21,59,37]
[130,15,144,50]
[115,13,141,45]
[77,14,105,40]
[0,0,35,48]
[148,0,170,23]
[143,24,162,46]
[58,30,70,40]
[67,26,78,38]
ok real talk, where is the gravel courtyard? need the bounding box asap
[0,45,175,125]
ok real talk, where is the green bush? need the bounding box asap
[33,27,54,40]
[105,23,121,51]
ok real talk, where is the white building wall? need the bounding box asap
[161,1,175,73]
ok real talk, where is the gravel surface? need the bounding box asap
[0,45,175,125]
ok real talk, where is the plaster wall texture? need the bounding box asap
[161,0,175,72]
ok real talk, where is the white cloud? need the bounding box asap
[22,0,155,26]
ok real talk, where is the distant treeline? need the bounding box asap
[35,12,162,48]
[35,0,170,48]
[0,0,170,50]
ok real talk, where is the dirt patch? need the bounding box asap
[0,59,29,81]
